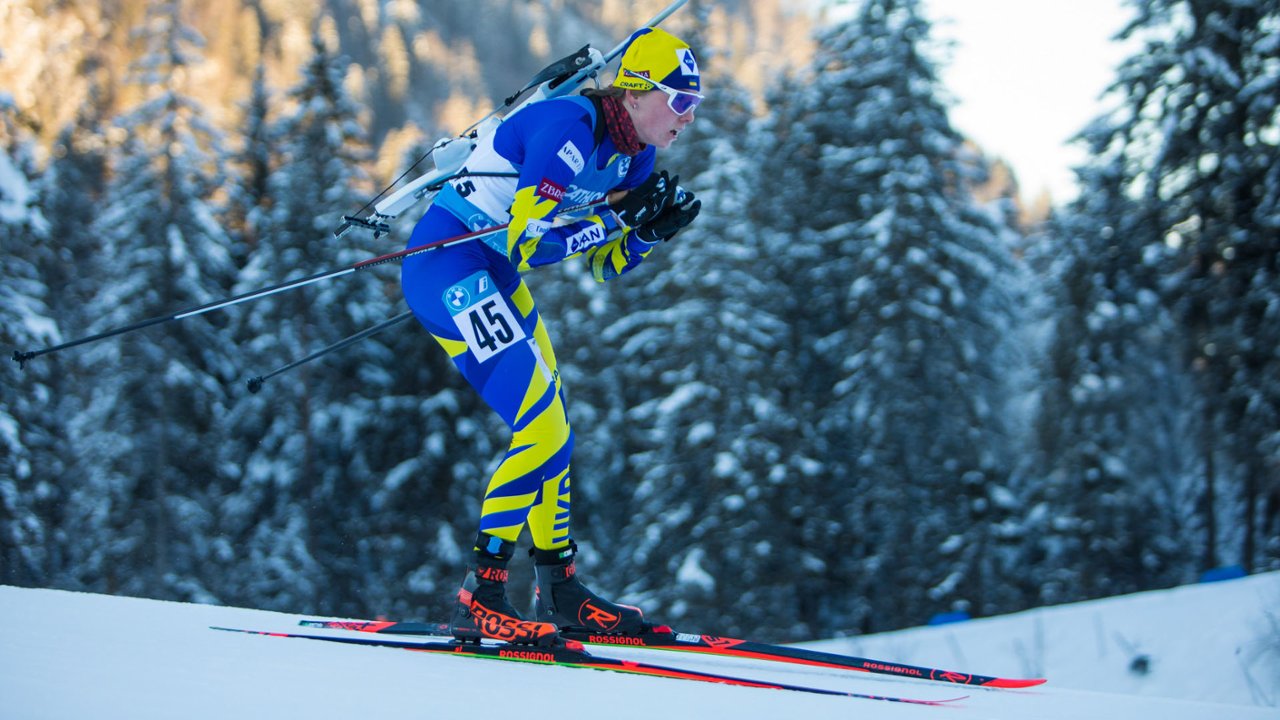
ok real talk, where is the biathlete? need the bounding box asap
[400,27,704,645]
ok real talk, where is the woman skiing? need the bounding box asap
[401,27,704,645]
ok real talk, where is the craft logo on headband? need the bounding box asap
[613,27,701,93]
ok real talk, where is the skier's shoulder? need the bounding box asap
[506,95,597,142]
[496,96,603,175]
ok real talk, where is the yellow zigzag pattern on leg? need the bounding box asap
[478,380,572,545]
[528,467,572,551]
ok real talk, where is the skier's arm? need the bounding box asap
[582,150,661,282]
[506,122,622,272]
[583,228,659,282]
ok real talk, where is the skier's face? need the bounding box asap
[627,89,696,149]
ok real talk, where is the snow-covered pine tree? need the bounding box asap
[756,0,1024,632]
[25,93,116,592]
[1025,154,1199,604]
[748,23,874,640]
[224,63,273,268]
[75,0,235,601]
[1086,0,1280,573]
[217,29,441,617]
[39,95,112,350]
[0,109,55,587]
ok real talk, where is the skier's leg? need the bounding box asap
[433,269,575,548]
[519,314,575,553]
[513,303,646,634]
[401,210,570,643]
[402,211,572,545]
[448,278,646,634]
[403,208,642,638]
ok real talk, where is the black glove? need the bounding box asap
[635,189,701,243]
[610,170,679,228]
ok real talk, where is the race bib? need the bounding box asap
[443,271,527,362]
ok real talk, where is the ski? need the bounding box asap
[298,618,1045,689]
[212,626,965,706]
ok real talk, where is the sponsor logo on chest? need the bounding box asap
[557,141,585,174]
[537,178,566,202]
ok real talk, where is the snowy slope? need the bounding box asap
[1,579,1278,720]
[808,570,1280,708]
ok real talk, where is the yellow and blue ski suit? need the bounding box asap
[401,95,660,552]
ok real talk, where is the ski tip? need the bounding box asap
[987,678,1047,688]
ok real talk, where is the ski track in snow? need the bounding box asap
[1,577,1278,720]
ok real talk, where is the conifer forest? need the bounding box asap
[2,0,1278,641]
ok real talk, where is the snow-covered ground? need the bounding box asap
[808,569,1280,709]
[2,573,1278,720]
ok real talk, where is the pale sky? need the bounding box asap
[922,0,1136,202]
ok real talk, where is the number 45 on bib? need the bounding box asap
[443,271,527,362]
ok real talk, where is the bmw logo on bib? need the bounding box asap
[444,284,471,311]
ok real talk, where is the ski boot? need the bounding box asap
[450,534,559,646]
[532,542,646,635]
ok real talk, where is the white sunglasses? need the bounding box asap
[624,70,704,116]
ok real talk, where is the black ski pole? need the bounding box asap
[245,310,415,393]
[11,199,605,368]
[12,262,356,369]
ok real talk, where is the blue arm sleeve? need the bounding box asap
[505,116,622,272]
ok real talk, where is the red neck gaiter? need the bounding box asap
[600,95,647,157]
